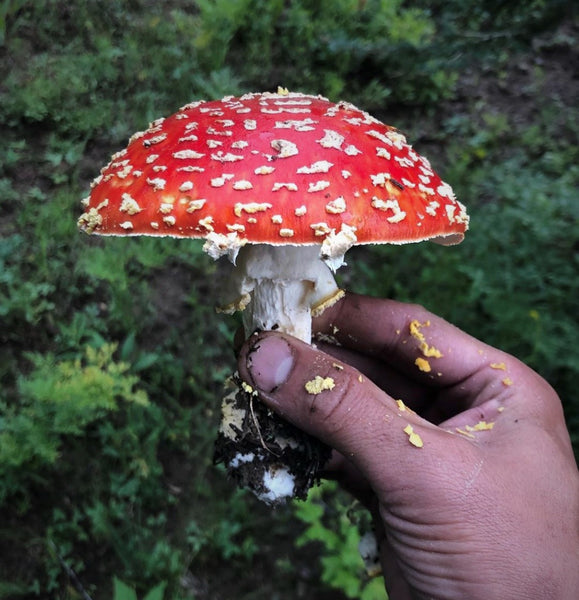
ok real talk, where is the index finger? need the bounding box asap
[314,292,503,386]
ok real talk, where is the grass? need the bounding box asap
[0,1,577,598]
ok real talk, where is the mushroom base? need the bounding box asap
[213,375,331,505]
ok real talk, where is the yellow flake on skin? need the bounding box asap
[409,320,443,358]
[305,376,335,394]
[455,427,476,439]
[465,420,495,432]
[403,424,423,448]
[490,362,507,370]
[502,377,513,386]
[396,399,407,411]
[332,363,344,371]
[415,357,431,372]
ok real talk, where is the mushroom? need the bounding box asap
[78,89,469,503]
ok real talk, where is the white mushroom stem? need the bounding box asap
[218,244,344,343]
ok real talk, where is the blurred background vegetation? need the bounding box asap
[0,1,577,598]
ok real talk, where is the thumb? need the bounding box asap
[237,331,469,497]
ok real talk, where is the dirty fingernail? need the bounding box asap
[247,334,294,393]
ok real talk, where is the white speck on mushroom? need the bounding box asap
[150,222,159,229]
[216,119,235,127]
[366,130,393,145]
[119,193,142,215]
[233,180,253,190]
[297,160,334,174]
[325,197,346,214]
[317,129,344,150]
[163,215,176,226]
[388,130,407,148]
[308,180,330,193]
[294,205,307,216]
[274,118,317,131]
[159,203,174,214]
[310,222,332,236]
[272,182,298,192]
[341,170,351,179]
[395,156,415,168]
[226,223,246,233]
[177,166,205,173]
[152,165,167,172]
[186,199,206,213]
[234,202,273,217]
[120,221,134,230]
[371,197,407,223]
[231,140,249,149]
[446,204,457,223]
[211,174,234,187]
[203,231,247,262]
[179,101,203,111]
[198,216,214,231]
[321,224,358,269]
[173,149,205,160]
[376,147,391,160]
[401,178,416,188]
[211,152,244,163]
[146,177,166,190]
[425,201,440,216]
[128,130,146,144]
[279,228,295,237]
[145,154,159,164]
[271,215,283,224]
[179,181,194,192]
[143,133,167,147]
[255,166,275,175]
[116,165,133,179]
[178,134,198,143]
[419,183,435,196]
[344,145,361,156]
[371,173,391,187]
[271,139,299,158]
[184,121,199,130]
[437,182,456,200]
[274,98,312,106]
[207,140,223,149]
[244,119,257,130]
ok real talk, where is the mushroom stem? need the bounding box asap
[221,245,343,343]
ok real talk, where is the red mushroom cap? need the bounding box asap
[79,91,468,249]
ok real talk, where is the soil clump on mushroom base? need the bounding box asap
[214,375,332,504]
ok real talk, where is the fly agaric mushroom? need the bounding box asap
[78,89,468,503]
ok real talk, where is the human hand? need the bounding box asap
[237,293,579,599]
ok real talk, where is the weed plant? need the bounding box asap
[0,1,576,598]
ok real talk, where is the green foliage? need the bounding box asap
[113,578,167,600]
[0,344,148,503]
[294,482,387,599]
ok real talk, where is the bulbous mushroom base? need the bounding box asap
[213,375,331,505]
